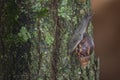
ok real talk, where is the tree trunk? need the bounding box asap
[36,17,42,76]
[51,0,61,80]
[0,1,32,80]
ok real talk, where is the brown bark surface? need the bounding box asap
[51,0,61,80]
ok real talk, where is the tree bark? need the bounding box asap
[36,17,42,76]
[51,0,61,80]
[0,1,32,80]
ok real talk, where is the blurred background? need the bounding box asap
[91,0,120,80]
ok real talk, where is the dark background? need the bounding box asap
[91,0,120,80]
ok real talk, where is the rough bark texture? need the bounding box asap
[51,0,61,80]
[37,17,42,76]
[0,1,32,80]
